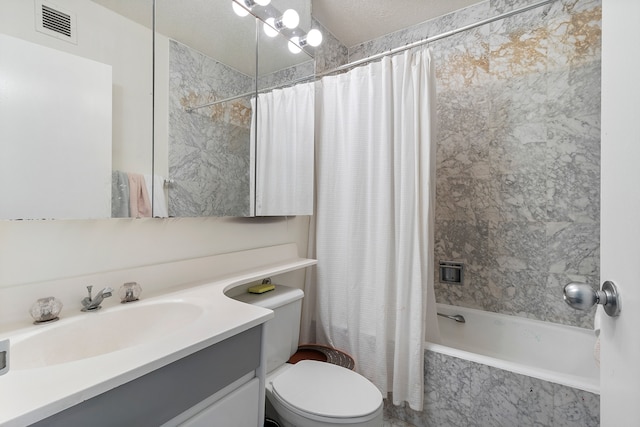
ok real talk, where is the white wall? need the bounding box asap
[0,0,155,174]
[0,216,310,288]
[0,34,113,219]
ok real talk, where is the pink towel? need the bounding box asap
[128,173,151,218]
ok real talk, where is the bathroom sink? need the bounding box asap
[10,301,204,370]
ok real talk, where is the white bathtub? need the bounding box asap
[427,304,600,394]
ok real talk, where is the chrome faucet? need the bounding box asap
[81,285,113,311]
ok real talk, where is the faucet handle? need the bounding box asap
[118,282,142,303]
[30,297,63,324]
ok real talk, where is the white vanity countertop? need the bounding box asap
[0,244,316,426]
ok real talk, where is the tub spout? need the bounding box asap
[437,312,466,323]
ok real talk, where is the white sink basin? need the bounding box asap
[10,300,204,370]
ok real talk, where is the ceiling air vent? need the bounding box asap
[35,0,77,44]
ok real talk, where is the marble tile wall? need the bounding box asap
[257,18,348,89]
[257,60,314,91]
[384,350,599,427]
[348,0,602,329]
[311,18,349,74]
[168,40,254,217]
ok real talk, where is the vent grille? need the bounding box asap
[41,5,72,38]
[35,1,77,44]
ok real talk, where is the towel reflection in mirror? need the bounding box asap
[112,171,168,218]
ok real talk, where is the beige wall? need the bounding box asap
[0,216,310,288]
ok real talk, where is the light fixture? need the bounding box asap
[288,37,302,54]
[232,0,271,17]
[281,9,299,29]
[263,8,300,36]
[232,2,249,16]
[233,1,323,52]
[295,28,323,49]
[288,28,323,54]
[305,28,323,47]
[263,18,278,37]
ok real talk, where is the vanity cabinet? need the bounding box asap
[179,377,260,427]
[0,244,316,426]
[32,326,262,427]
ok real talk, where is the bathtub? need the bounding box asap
[427,303,600,394]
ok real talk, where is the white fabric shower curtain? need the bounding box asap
[302,48,439,410]
[251,82,315,215]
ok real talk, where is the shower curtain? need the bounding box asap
[302,48,439,410]
[251,82,315,215]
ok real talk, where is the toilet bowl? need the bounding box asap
[231,284,383,427]
[266,361,383,427]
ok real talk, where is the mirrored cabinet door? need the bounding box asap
[254,0,315,216]
[155,0,258,218]
[0,0,154,220]
[155,0,316,218]
[0,0,316,220]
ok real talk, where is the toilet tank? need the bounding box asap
[231,285,303,373]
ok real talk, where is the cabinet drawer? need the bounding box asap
[33,326,261,427]
[180,377,260,427]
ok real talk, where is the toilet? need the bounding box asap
[233,284,383,427]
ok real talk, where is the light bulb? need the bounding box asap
[281,9,299,29]
[263,18,278,37]
[306,29,323,47]
[254,0,271,5]
[232,1,250,17]
[288,37,302,54]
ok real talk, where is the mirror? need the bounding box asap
[0,0,154,220]
[154,0,257,217]
[253,0,315,216]
[0,0,315,220]
[156,0,315,217]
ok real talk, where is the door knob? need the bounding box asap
[563,281,621,317]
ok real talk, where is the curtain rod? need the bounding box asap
[185,73,315,112]
[187,0,556,112]
[317,0,556,78]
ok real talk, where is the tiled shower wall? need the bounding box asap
[350,0,601,329]
[168,40,253,217]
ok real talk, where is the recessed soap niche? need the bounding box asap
[439,261,464,285]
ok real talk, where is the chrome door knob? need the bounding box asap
[563,281,621,317]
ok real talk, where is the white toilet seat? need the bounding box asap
[269,360,382,424]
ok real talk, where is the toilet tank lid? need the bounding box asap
[231,285,303,309]
[271,360,382,419]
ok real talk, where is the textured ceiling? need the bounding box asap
[311,0,484,47]
[90,0,312,76]
[90,0,485,73]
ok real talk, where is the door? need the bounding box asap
[600,0,640,425]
